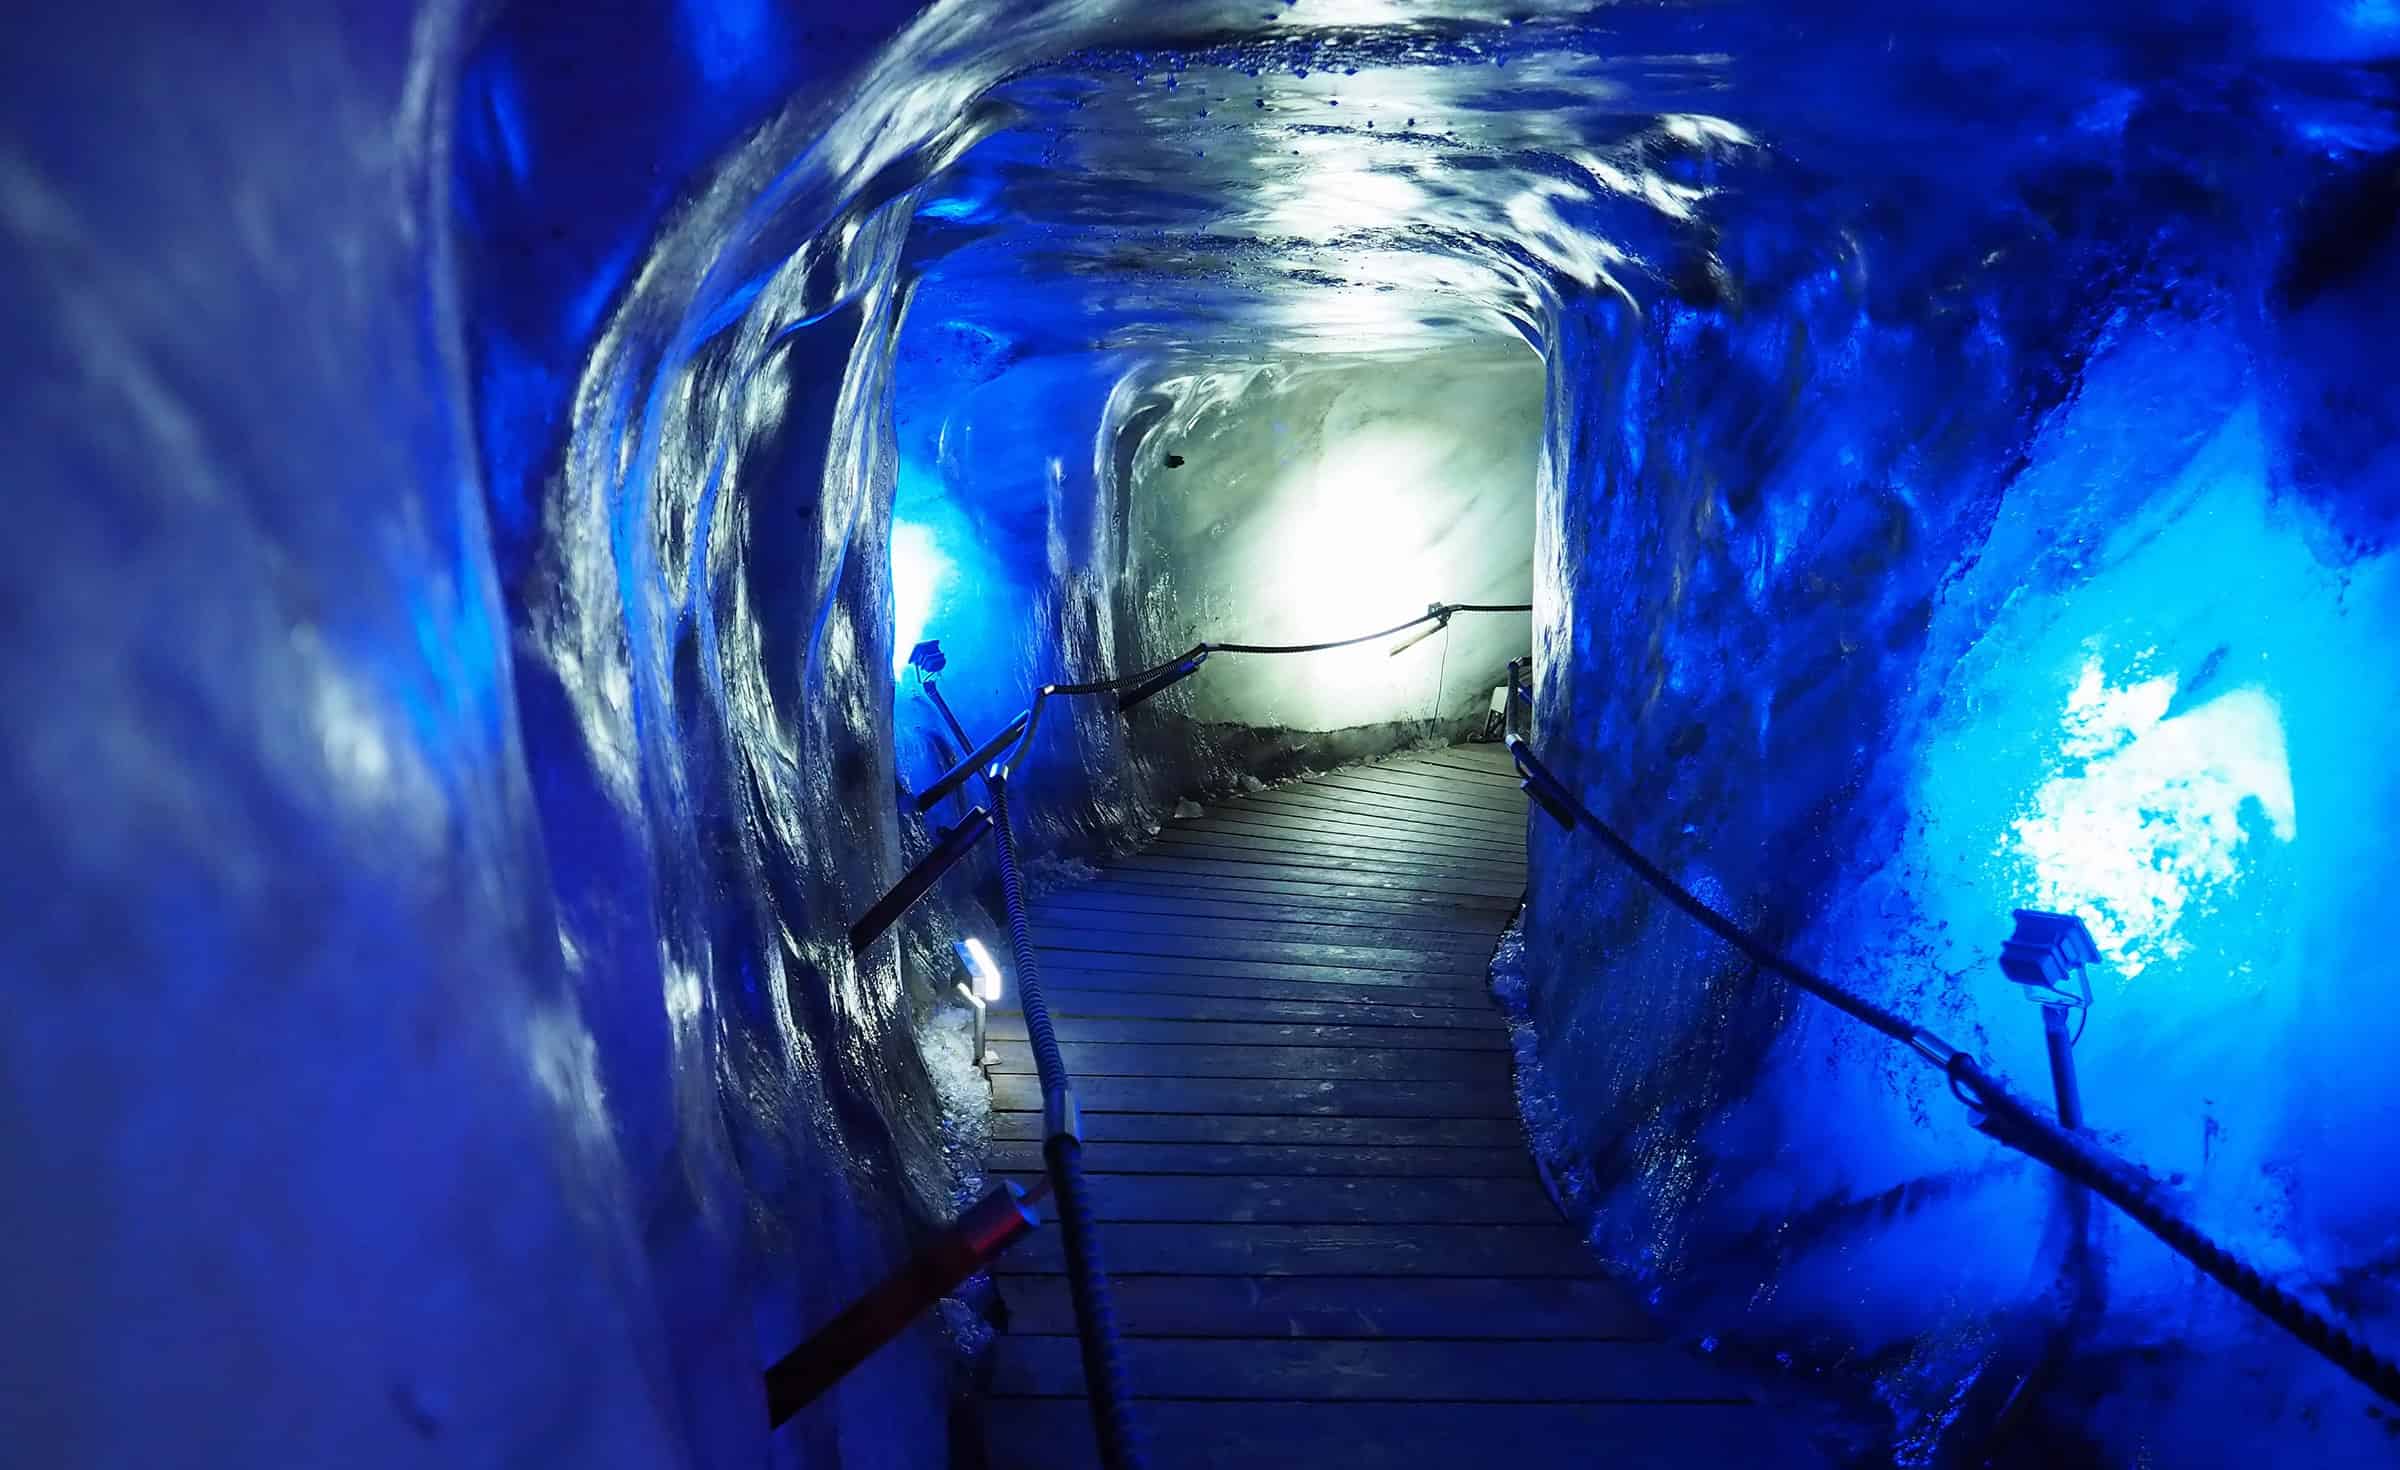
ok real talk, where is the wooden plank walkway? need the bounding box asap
[977,743,1814,1469]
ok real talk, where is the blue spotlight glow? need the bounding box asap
[890,520,953,677]
[2008,652,2296,976]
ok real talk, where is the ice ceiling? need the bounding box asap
[8,1,2400,1467]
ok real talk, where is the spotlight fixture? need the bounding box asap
[1998,907,2099,1132]
[1999,908,2100,1009]
[902,636,980,756]
[954,937,1003,1069]
[956,936,1004,1003]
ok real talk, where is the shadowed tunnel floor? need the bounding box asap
[974,744,1817,1467]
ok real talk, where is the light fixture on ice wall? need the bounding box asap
[1998,908,2100,1134]
[1999,909,2101,1009]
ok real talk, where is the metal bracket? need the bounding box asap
[1043,1085,1082,1145]
[1505,734,1579,830]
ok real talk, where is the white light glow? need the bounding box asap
[957,936,1003,1003]
[2008,654,2297,977]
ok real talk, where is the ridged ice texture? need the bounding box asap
[1521,53,2400,1470]
[10,3,2400,1470]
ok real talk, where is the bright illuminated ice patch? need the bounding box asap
[2008,653,2296,976]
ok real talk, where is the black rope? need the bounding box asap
[1506,734,2400,1412]
[988,775,1145,1470]
[1950,1055,2400,1409]
[1209,601,1531,656]
[1509,735,1934,1054]
[970,605,1534,779]
[891,594,1527,1456]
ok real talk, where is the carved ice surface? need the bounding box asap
[9,2,2400,1467]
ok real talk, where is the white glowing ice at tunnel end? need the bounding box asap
[2006,653,2296,977]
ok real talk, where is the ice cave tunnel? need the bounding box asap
[8,2,2400,1467]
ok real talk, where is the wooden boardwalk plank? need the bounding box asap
[1227,787,1526,843]
[1147,833,1523,886]
[1032,950,1491,992]
[984,1141,1533,1178]
[1226,775,1526,827]
[977,744,1802,1469]
[1024,970,1496,1009]
[1151,821,1523,869]
[1110,852,1527,901]
[986,1173,1560,1225]
[1031,987,1507,1028]
[1028,904,1507,954]
[1324,765,1534,816]
[989,1073,1518,1119]
[989,1111,1524,1147]
[995,1274,1651,1337]
[1386,753,1529,788]
[1086,869,1520,913]
[995,1222,1604,1277]
[1040,884,1511,932]
[1174,809,1525,862]
[1173,816,1526,869]
[1398,743,1522,774]
[983,1401,1814,1470]
[989,1015,1511,1050]
[1030,930,1490,977]
[989,1040,1508,1084]
[990,1336,1736,1402]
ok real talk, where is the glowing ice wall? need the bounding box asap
[1125,348,1540,742]
[1519,134,2400,1470]
[882,337,1173,858]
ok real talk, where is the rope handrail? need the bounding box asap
[1501,730,2400,1411]
[871,597,1534,1470]
[983,602,1535,787]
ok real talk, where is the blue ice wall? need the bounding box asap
[0,3,709,1464]
[15,2,2400,1467]
[0,2,1040,1466]
[1517,42,2400,1463]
